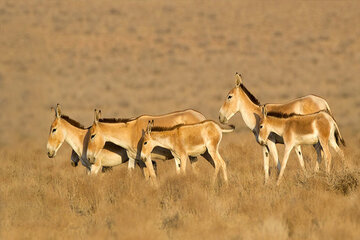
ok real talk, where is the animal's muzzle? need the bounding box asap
[88,157,95,164]
[47,151,55,158]
[219,115,228,124]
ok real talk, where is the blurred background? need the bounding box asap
[0,0,359,147]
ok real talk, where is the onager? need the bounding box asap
[46,104,131,174]
[86,109,206,181]
[219,73,333,183]
[258,106,345,185]
[140,120,234,185]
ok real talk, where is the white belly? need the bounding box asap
[187,144,207,156]
[295,134,318,145]
[100,154,124,167]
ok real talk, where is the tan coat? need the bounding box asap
[258,107,345,185]
[218,73,333,183]
[87,109,206,179]
[141,120,233,184]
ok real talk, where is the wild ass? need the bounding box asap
[86,109,207,182]
[258,106,345,185]
[46,104,153,175]
[140,120,234,184]
[218,73,333,183]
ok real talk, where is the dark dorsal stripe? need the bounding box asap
[240,84,260,106]
[266,112,301,118]
[61,115,86,129]
[151,124,185,132]
[267,110,326,119]
[99,118,133,123]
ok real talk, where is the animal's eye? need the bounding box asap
[144,141,147,145]
[91,134,96,139]
[52,128,57,133]
[260,125,263,129]
[228,95,233,100]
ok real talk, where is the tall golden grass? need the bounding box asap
[1,136,359,239]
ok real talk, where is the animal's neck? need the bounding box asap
[63,121,87,156]
[150,131,174,150]
[266,117,287,136]
[236,88,261,130]
[101,122,133,150]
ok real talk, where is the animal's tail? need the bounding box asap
[221,124,235,133]
[323,99,333,116]
[333,120,346,147]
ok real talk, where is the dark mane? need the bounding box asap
[61,115,86,129]
[240,84,260,106]
[266,112,301,118]
[151,124,185,132]
[99,118,133,123]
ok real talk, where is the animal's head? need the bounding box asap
[47,104,66,158]
[87,109,105,163]
[141,120,155,160]
[258,105,270,146]
[219,72,242,123]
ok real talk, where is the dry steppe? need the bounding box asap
[0,0,360,239]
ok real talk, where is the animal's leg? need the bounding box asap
[329,137,345,161]
[144,158,158,187]
[127,157,135,170]
[90,163,102,175]
[320,140,332,174]
[313,143,322,172]
[180,154,188,174]
[207,148,221,184]
[294,145,305,173]
[267,140,281,174]
[174,156,181,174]
[142,164,150,180]
[70,150,79,167]
[136,159,150,179]
[215,151,228,184]
[90,156,102,175]
[276,145,293,186]
[263,145,270,184]
[152,160,158,176]
[189,156,199,174]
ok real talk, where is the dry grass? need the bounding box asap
[1,0,360,239]
[1,139,360,239]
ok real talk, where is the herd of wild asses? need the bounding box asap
[47,73,345,186]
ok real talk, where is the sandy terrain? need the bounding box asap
[0,0,360,239]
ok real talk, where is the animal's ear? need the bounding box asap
[146,120,152,134]
[55,103,61,118]
[94,109,100,124]
[235,72,243,87]
[261,105,267,117]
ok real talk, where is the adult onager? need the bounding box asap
[258,106,345,185]
[218,73,333,183]
[141,120,234,184]
[86,109,207,180]
[47,104,131,174]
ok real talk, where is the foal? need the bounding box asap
[87,109,206,182]
[258,106,345,185]
[140,120,234,184]
[218,73,333,183]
